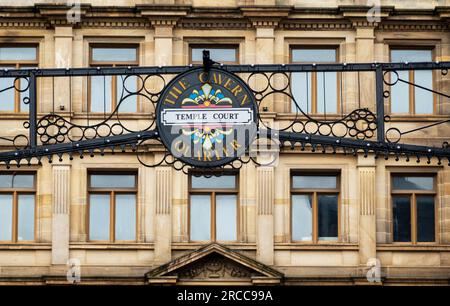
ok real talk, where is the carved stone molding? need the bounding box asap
[146,243,283,284]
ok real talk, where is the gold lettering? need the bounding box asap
[240,94,248,105]
[169,90,179,99]
[231,84,242,97]
[223,78,233,90]
[212,73,223,85]
[164,98,176,105]
[198,72,207,83]
[178,79,188,90]
[173,86,182,95]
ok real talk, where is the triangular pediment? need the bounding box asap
[146,243,283,285]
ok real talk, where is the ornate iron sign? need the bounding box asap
[156,67,258,168]
[0,51,449,173]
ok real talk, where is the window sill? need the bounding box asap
[377,244,450,251]
[69,242,154,250]
[275,243,358,251]
[171,242,257,251]
[0,243,51,250]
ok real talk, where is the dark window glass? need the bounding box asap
[392,176,434,190]
[393,196,411,242]
[318,194,338,241]
[416,195,435,242]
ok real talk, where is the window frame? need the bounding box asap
[390,173,437,244]
[0,44,39,113]
[290,171,341,244]
[290,46,341,115]
[0,172,36,243]
[188,172,239,243]
[189,44,239,65]
[389,47,436,115]
[88,44,140,113]
[87,170,138,243]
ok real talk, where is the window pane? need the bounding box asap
[392,176,434,191]
[416,195,435,242]
[0,174,13,188]
[90,75,112,112]
[393,195,411,242]
[17,194,34,241]
[92,48,137,62]
[0,194,13,241]
[90,174,135,188]
[316,72,337,113]
[216,195,237,241]
[190,195,211,241]
[191,175,235,189]
[292,175,337,189]
[0,47,36,61]
[414,70,433,114]
[89,194,110,240]
[191,48,236,62]
[115,194,136,241]
[391,70,410,113]
[318,194,338,241]
[292,195,313,241]
[19,66,35,112]
[292,49,336,63]
[391,50,431,62]
[0,67,15,111]
[13,174,34,188]
[117,75,137,112]
[291,72,312,113]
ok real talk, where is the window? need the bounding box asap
[88,172,137,242]
[291,173,339,242]
[89,45,139,113]
[390,49,434,114]
[190,45,238,64]
[0,46,38,112]
[189,174,238,242]
[0,173,35,242]
[391,174,436,243]
[291,48,338,114]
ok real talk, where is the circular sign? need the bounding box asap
[156,67,258,168]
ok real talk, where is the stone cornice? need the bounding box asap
[0,3,448,31]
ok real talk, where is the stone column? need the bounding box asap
[51,164,71,265]
[440,168,450,244]
[357,156,377,265]
[154,166,172,264]
[254,23,276,112]
[53,26,73,112]
[256,166,274,265]
[354,23,376,110]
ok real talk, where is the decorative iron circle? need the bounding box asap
[156,67,258,168]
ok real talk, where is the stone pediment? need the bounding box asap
[146,243,283,285]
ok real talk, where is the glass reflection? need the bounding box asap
[190,195,211,241]
[292,195,313,241]
[215,195,237,241]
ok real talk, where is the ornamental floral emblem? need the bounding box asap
[181,83,234,151]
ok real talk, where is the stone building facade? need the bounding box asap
[0,0,450,285]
